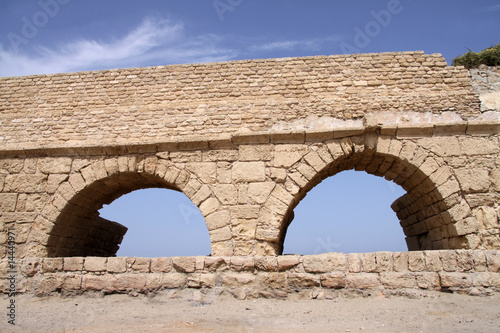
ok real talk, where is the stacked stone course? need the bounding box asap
[0,51,480,152]
[1,51,499,298]
[4,250,499,298]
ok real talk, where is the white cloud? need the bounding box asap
[487,4,500,11]
[250,37,341,53]
[0,17,237,77]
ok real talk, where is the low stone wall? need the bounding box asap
[3,250,499,299]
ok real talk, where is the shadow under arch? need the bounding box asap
[46,171,194,257]
[271,135,468,255]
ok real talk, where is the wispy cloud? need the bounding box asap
[0,17,237,77]
[480,4,500,12]
[250,37,341,53]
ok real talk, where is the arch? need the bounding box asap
[28,155,218,257]
[257,133,475,255]
[283,170,407,255]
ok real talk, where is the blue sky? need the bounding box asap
[1,1,498,256]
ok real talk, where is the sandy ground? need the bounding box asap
[2,291,500,333]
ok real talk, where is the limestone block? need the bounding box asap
[0,194,17,212]
[303,253,346,273]
[145,273,163,290]
[82,274,114,291]
[104,158,120,175]
[186,162,217,184]
[172,257,196,273]
[380,272,416,289]
[112,273,146,291]
[415,272,440,290]
[212,184,238,205]
[459,137,499,155]
[449,218,480,237]
[232,219,257,242]
[199,197,221,216]
[274,145,309,168]
[68,172,86,192]
[162,273,187,289]
[485,250,500,272]
[320,272,346,289]
[375,252,393,272]
[439,250,458,272]
[346,273,380,289]
[270,168,287,183]
[423,251,442,271]
[210,226,232,242]
[297,163,316,181]
[473,206,499,229]
[248,182,275,204]
[455,168,490,193]
[288,273,320,289]
[84,257,107,272]
[64,257,84,271]
[37,157,72,174]
[347,253,361,273]
[3,174,47,193]
[439,272,472,288]
[188,273,216,288]
[107,257,127,273]
[255,256,278,271]
[62,275,82,291]
[128,258,151,273]
[42,258,63,273]
[239,145,272,161]
[255,272,288,291]
[36,273,65,295]
[202,150,238,162]
[229,205,260,219]
[360,253,377,273]
[456,250,474,272]
[150,257,172,273]
[408,252,425,272]
[230,257,255,272]
[232,162,266,183]
[277,256,300,271]
[204,257,229,272]
[205,210,231,231]
[491,169,500,191]
[0,158,24,173]
[303,151,327,172]
[191,185,212,206]
[221,272,256,286]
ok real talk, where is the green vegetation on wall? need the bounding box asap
[452,44,500,69]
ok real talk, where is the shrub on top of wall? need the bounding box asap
[452,44,500,69]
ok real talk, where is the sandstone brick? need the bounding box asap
[274,145,309,168]
[82,274,113,291]
[303,253,346,273]
[112,273,146,291]
[288,273,320,289]
[42,258,63,273]
[232,162,266,183]
[172,257,196,273]
[380,272,416,289]
[212,184,238,205]
[64,257,84,271]
[107,257,127,273]
[278,256,300,271]
[248,182,275,204]
[346,273,380,289]
[320,272,346,289]
[83,257,107,272]
[239,145,272,161]
[37,157,72,174]
[162,273,187,288]
[205,210,231,231]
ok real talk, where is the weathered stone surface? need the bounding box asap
[232,162,266,183]
[83,257,107,272]
[274,145,309,168]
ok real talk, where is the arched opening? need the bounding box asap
[98,188,210,257]
[283,170,407,255]
[268,136,466,255]
[46,171,210,257]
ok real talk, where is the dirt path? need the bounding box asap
[2,291,500,332]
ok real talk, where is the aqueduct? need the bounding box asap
[1,51,499,297]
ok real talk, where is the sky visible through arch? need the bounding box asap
[1,0,498,256]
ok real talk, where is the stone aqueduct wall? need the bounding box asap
[10,250,500,298]
[1,51,500,297]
